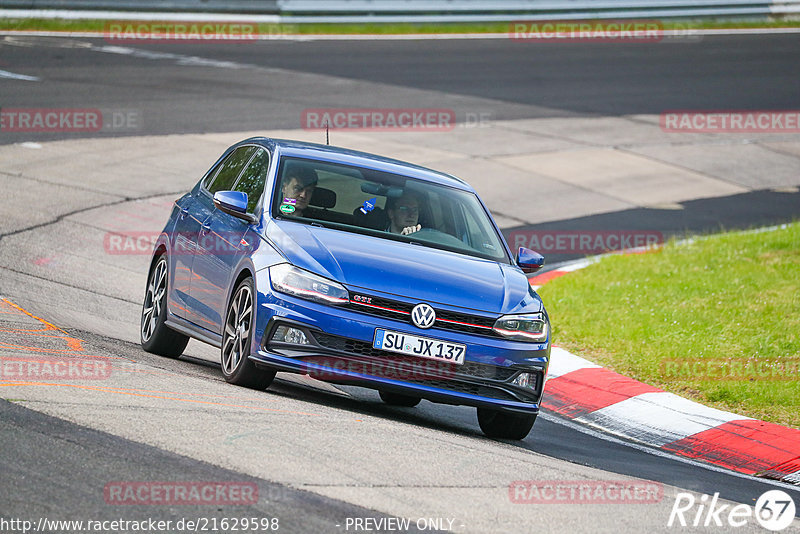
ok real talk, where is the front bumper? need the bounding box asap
[250,274,550,414]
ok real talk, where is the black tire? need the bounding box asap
[221,277,276,390]
[379,390,421,407]
[477,408,537,440]
[140,255,189,358]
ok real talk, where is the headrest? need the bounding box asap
[310,187,336,209]
[353,205,388,230]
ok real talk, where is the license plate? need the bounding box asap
[373,329,466,365]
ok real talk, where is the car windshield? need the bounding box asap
[272,156,510,262]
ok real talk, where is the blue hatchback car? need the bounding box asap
[141,138,550,439]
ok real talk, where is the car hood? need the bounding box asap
[266,220,540,314]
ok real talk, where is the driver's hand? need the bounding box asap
[401,224,422,235]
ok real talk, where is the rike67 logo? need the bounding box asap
[668,490,796,531]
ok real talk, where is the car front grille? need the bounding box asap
[345,292,499,337]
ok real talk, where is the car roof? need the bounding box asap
[239,137,474,191]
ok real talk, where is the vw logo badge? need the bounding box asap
[411,303,436,329]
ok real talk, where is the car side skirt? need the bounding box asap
[165,316,222,348]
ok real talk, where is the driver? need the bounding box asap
[386,192,423,235]
[280,167,317,217]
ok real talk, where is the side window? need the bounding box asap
[461,204,499,254]
[201,160,225,190]
[232,148,269,214]
[206,146,257,195]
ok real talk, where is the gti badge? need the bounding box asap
[411,303,436,329]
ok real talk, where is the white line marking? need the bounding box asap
[576,391,748,447]
[558,258,597,272]
[785,470,800,485]
[94,45,248,70]
[540,411,800,493]
[546,346,600,379]
[0,68,40,81]
[19,142,43,149]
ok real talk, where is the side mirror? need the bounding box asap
[517,247,544,273]
[213,191,256,223]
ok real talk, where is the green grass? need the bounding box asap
[538,223,800,429]
[1,18,799,34]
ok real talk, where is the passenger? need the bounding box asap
[280,167,317,217]
[386,192,423,235]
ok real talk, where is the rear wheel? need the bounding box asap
[477,408,536,440]
[379,390,421,407]
[221,277,275,390]
[140,256,189,358]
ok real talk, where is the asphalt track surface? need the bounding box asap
[2,34,800,138]
[1,34,799,533]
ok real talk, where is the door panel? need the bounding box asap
[190,211,248,333]
[187,146,265,333]
[169,196,202,321]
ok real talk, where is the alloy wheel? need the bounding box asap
[141,258,167,343]
[222,283,252,375]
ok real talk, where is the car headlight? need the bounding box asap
[493,313,548,342]
[269,263,349,305]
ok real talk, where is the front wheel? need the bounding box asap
[221,277,276,390]
[477,408,536,440]
[140,255,189,358]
